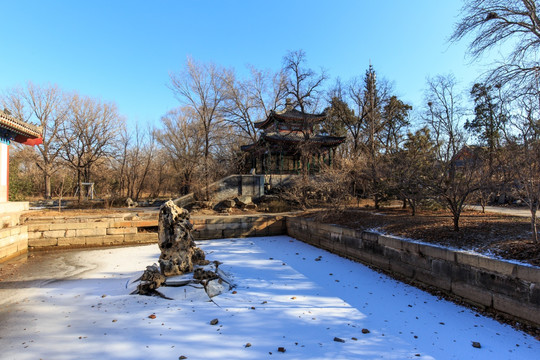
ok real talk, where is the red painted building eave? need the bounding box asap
[14,134,43,146]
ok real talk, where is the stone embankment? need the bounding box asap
[24,213,157,249]
[286,216,540,328]
[23,212,286,250]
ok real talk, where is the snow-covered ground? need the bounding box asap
[0,236,538,359]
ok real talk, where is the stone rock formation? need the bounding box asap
[132,200,232,299]
[158,200,208,277]
[137,264,166,295]
[126,197,138,208]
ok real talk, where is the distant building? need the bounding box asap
[241,100,345,174]
[453,145,486,168]
[0,109,43,202]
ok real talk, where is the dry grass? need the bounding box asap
[307,207,540,266]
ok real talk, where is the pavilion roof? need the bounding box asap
[254,108,326,129]
[0,109,43,139]
[241,132,345,152]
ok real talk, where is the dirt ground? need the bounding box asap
[308,208,540,266]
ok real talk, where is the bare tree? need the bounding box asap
[390,128,438,216]
[169,57,230,200]
[2,82,69,199]
[117,123,156,201]
[146,147,176,199]
[283,50,328,114]
[222,66,286,143]
[60,94,123,202]
[451,0,540,95]
[156,107,205,195]
[424,74,480,231]
[425,74,466,162]
[507,94,540,243]
[328,81,364,157]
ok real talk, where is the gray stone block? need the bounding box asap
[378,235,403,250]
[452,282,492,307]
[418,244,456,262]
[476,256,517,277]
[493,293,540,326]
[414,268,452,290]
[515,264,540,283]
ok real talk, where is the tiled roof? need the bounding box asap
[255,108,326,129]
[263,132,345,146]
[241,132,345,152]
[0,110,43,138]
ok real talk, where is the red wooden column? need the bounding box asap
[0,143,9,202]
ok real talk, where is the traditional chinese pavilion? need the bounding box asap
[241,100,345,174]
[0,109,43,202]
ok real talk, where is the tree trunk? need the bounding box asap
[530,204,538,244]
[374,194,380,210]
[407,199,416,216]
[204,156,210,201]
[77,169,82,203]
[480,191,488,213]
[453,212,460,232]
[44,172,51,199]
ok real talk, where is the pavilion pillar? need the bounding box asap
[0,143,8,202]
[328,149,332,167]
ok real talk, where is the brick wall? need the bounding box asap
[286,216,540,327]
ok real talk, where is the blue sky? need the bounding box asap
[0,1,495,127]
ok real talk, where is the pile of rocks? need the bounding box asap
[215,195,258,213]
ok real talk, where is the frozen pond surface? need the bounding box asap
[0,236,538,359]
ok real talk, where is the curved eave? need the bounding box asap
[15,134,43,146]
[241,143,258,152]
[264,134,345,147]
[272,112,326,123]
[0,112,43,139]
[255,110,327,130]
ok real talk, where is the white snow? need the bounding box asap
[0,236,538,359]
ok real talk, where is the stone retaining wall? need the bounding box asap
[192,215,285,240]
[25,213,157,249]
[0,202,29,262]
[286,216,540,327]
[24,213,286,250]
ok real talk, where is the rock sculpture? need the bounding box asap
[133,200,231,299]
[157,200,208,276]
